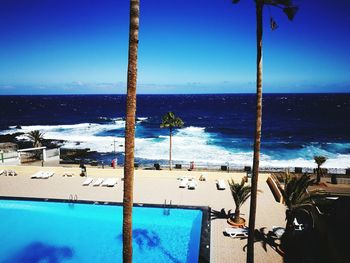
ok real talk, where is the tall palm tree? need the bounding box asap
[314,156,326,184]
[123,0,140,262]
[26,130,44,148]
[229,177,252,224]
[232,1,299,262]
[160,112,184,170]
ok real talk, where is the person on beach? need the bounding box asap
[79,163,87,177]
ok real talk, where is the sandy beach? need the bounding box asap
[0,165,286,263]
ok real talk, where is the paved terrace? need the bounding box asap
[0,165,286,263]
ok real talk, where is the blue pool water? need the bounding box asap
[0,200,203,263]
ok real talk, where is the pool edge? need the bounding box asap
[0,195,211,263]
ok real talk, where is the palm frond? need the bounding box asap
[281,173,327,228]
[160,112,184,129]
[26,130,44,148]
[314,156,327,167]
[229,179,253,209]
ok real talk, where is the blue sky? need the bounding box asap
[0,0,349,94]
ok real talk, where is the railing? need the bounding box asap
[46,148,60,158]
[1,151,18,163]
[163,199,172,216]
[68,194,78,207]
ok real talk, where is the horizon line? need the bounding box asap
[1,92,350,96]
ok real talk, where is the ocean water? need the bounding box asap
[0,94,349,169]
[0,199,203,263]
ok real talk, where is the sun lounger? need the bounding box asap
[31,171,54,179]
[216,179,227,190]
[188,180,198,190]
[293,218,304,231]
[31,172,43,179]
[101,178,110,186]
[82,177,93,186]
[0,170,5,175]
[93,178,104,186]
[225,227,248,238]
[39,172,54,179]
[272,226,285,239]
[102,178,118,187]
[40,172,50,179]
[179,177,189,188]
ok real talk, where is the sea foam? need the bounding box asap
[2,121,350,169]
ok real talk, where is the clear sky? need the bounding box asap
[0,0,349,94]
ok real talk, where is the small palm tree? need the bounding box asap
[27,130,44,148]
[282,174,317,229]
[160,112,184,170]
[229,177,252,224]
[314,156,326,184]
[280,173,324,255]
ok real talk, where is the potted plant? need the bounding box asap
[228,177,252,227]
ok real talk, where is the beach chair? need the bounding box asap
[107,178,118,187]
[40,172,49,179]
[82,177,93,186]
[293,218,304,231]
[93,178,104,186]
[272,226,285,239]
[31,172,43,179]
[0,170,4,175]
[102,178,118,187]
[188,179,198,190]
[179,177,189,188]
[225,227,248,238]
[40,172,54,179]
[216,179,227,190]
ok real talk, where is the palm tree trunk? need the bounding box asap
[123,1,140,262]
[316,165,320,183]
[247,1,263,263]
[169,127,172,170]
[234,207,241,223]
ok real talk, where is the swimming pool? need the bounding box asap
[0,198,208,263]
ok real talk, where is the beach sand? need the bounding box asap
[0,165,286,263]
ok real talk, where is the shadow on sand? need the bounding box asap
[242,227,284,256]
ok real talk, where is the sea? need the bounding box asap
[0,94,349,170]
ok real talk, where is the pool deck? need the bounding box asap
[0,165,286,263]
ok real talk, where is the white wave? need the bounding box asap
[1,122,126,153]
[133,126,254,165]
[1,123,349,168]
[133,127,350,168]
[258,154,350,169]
